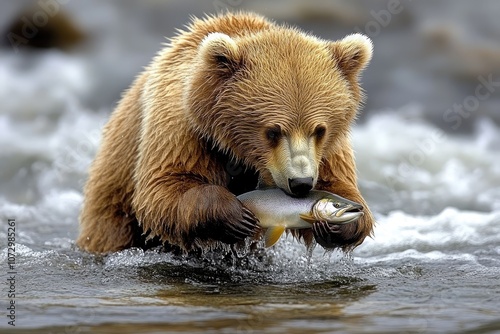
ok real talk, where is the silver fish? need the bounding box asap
[237,188,364,247]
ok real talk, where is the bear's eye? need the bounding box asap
[314,125,327,140]
[266,126,282,146]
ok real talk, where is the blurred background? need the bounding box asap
[3,0,500,123]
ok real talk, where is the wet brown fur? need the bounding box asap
[77,12,374,253]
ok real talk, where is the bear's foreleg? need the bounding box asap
[133,176,260,250]
[300,147,374,251]
[313,177,374,251]
[258,150,374,251]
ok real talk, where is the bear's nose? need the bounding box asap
[288,177,313,197]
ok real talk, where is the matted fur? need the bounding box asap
[77,12,374,253]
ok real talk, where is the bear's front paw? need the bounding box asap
[196,204,259,245]
[312,221,359,250]
[185,185,260,245]
[217,205,259,244]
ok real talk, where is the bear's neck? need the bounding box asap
[204,139,259,196]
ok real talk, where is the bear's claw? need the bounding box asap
[208,205,260,245]
[224,206,260,242]
[312,220,342,249]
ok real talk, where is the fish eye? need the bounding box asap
[333,203,341,208]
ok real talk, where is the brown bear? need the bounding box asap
[77,12,374,254]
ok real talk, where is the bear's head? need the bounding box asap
[185,29,372,197]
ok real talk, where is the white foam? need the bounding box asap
[353,108,500,214]
[0,243,57,263]
[355,208,500,258]
[103,248,182,268]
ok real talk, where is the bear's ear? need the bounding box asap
[199,32,241,76]
[328,33,373,78]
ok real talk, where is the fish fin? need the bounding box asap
[264,226,286,248]
[299,213,316,224]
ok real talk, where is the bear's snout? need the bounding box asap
[288,177,313,197]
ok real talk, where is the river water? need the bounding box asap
[1,1,500,333]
